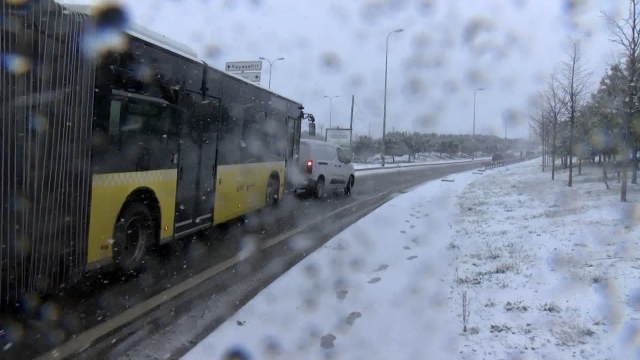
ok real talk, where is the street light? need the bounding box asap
[381,28,403,167]
[259,57,284,89]
[473,88,484,136]
[472,88,484,160]
[324,95,339,128]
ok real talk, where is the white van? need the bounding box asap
[290,139,355,197]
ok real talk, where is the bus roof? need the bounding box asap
[60,2,303,107]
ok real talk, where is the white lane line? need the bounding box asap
[36,190,390,360]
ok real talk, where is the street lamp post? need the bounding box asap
[324,95,339,128]
[381,28,403,167]
[259,57,284,89]
[472,87,484,160]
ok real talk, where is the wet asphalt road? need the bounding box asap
[2,160,487,360]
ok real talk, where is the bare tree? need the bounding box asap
[530,97,555,172]
[543,72,567,181]
[603,0,640,201]
[529,94,548,171]
[560,38,591,187]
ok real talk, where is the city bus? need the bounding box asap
[1,1,310,305]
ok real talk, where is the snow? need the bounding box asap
[183,160,640,359]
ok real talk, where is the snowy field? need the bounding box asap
[183,160,640,359]
[451,162,640,359]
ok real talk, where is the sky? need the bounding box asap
[66,0,626,139]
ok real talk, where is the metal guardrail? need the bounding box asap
[484,156,537,170]
[355,158,492,173]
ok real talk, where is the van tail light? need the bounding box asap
[306,160,313,173]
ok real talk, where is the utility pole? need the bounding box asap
[349,95,355,147]
[324,95,339,128]
[381,28,403,167]
[472,88,484,160]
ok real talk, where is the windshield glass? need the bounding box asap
[2,1,638,359]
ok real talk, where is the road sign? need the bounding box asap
[225,61,262,72]
[326,128,352,149]
[237,72,261,82]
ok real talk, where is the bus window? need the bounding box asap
[109,100,122,136]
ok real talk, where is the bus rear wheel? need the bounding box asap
[266,176,280,207]
[113,203,153,273]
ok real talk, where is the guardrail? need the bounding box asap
[484,157,537,170]
[355,158,492,173]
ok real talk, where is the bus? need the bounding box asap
[0,1,312,305]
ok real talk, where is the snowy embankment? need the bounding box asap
[183,160,639,359]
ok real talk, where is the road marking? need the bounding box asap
[36,187,394,360]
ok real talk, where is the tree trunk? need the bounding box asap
[578,157,582,176]
[632,147,637,184]
[569,151,574,187]
[603,152,609,179]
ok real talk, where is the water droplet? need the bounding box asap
[39,302,60,322]
[4,321,24,343]
[28,113,49,132]
[319,51,341,71]
[1,53,32,75]
[202,42,222,60]
[5,0,32,7]
[222,345,252,360]
[83,3,129,60]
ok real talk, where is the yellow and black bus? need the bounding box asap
[1,1,308,305]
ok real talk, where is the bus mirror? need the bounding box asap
[309,122,316,137]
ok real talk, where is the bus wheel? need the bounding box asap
[113,203,153,273]
[266,176,280,207]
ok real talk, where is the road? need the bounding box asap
[5,160,488,360]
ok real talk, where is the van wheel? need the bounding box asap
[344,176,353,196]
[315,178,326,198]
[112,203,153,273]
[266,176,280,207]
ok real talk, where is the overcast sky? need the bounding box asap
[68,0,626,139]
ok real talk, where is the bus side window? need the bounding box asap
[109,100,122,136]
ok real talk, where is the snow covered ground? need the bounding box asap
[183,160,640,359]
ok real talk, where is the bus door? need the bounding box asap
[174,95,220,237]
[197,98,221,226]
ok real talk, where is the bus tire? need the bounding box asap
[266,175,280,207]
[112,203,153,273]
